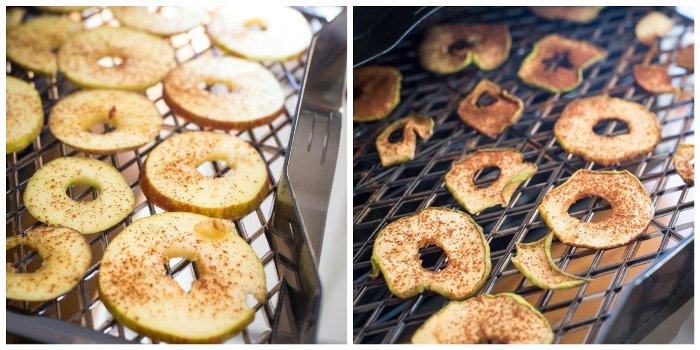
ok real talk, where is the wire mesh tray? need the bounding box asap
[6,6,327,344]
[353,6,694,344]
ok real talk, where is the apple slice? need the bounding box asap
[163,56,284,130]
[511,233,591,290]
[445,148,537,214]
[49,89,162,154]
[98,212,266,343]
[23,157,134,234]
[6,76,43,154]
[208,6,312,62]
[7,226,91,301]
[412,293,553,344]
[7,16,82,76]
[111,6,207,37]
[58,26,175,91]
[371,207,491,300]
[140,132,269,219]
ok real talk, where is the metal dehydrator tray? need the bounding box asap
[6,6,331,344]
[353,6,694,344]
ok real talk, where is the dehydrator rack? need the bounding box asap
[6,6,332,344]
[353,6,694,344]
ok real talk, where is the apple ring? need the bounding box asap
[58,26,175,91]
[6,76,44,154]
[7,226,91,301]
[412,293,553,344]
[7,16,82,76]
[208,6,312,61]
[163,56,284,130]
[539,170,654,249]
[111,6,207,36]
[49,90,162,154]
[554,95,661,166]
[99,213,266,343]
[24,157,135,234]
[370,207,491,300]
[140,132,269,219]
[445,148,537,214]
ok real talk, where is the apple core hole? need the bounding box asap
[567,195,611,219]
[244,18,268,32]
[66,183,99,202]
[593,118,630,136]
[419,243,447,271]
[96,56,124,68]
[473,166,501,188]
[8,244,43,274]
[196,159,230,178]
[387,127,405,144]
[164,257,199,294]
[475,92,498,108]
[198,82,231,96]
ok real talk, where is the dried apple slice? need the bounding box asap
[412,293,553,344]
[375,113,433,166]
[539,170,654,249]
[677,44,694,70]
[529,6,604,23]
[111,6,207,36]
[49,90,162,154]
[353,65,402,122]
[635,11,673,47]
[511,233,591,290]
[457,79,523,138]
[446,149,537,214]
[554,95,661,166]
[140,132,269,220]
[6,7,26,31]
[370,207,490,300]
[99,212,266,343]
[6,16,82,76]
[633,64,677,94]
[24,157,134,234]
[673,144,694,185]
[6,226,91,301]
[518,34,605,93]
[418,23,511,74]
[58,27,175,90]
[6,76,43,154]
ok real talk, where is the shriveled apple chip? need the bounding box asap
[375,113,434,167]
[512,233,591,290]
[635,11,673,47]
[412,293,553,344]
[371,207,490,300]
[673,144,694,185]
[518,35,605,93]
[353,65,402,122]
[418,23,511,74]
[446,148,537,214]
[457,79,523,138]
[554,95,661,166]
[677,44,694,70]
[633,64,677,94]
[539,170,654,249]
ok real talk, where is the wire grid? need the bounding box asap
[6,7,326,344]
[352,6,694,344]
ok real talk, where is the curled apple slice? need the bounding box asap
[512,233,591,290]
